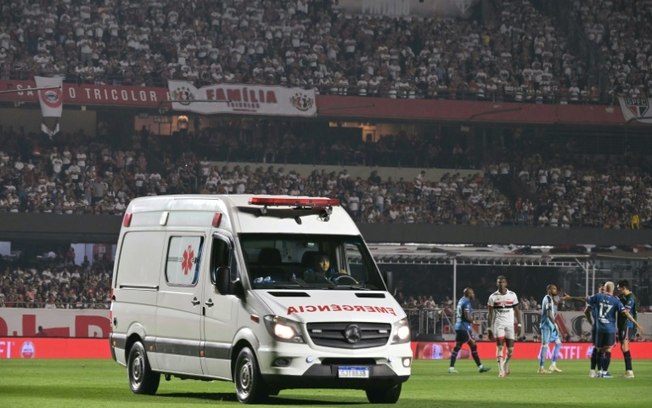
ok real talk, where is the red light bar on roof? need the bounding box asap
[249,196,340,207]
[122,212,132,227]
[212,212,223,227]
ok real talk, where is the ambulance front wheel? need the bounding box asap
[128,340,160,395]
[366,383,402,404]
[234,346,268,404]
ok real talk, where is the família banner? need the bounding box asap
[168,80,316,117]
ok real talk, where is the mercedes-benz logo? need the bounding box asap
[344,324,362,344]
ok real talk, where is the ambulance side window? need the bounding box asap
[166,236,203,286]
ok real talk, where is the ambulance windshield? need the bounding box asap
[240,234,386,290]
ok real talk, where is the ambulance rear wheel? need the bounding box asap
[234,347,268,404]
[128,341,160,395]
[366,383,401,404]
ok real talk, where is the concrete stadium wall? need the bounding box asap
[1,212,652,246]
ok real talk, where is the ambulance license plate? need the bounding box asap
[337,366,369,378]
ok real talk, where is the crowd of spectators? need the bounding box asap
[3,0,652,320]
[569,0,652,100]
[498,154,652,229]
[1,124,651,229]
[398,291,542,312]
[1,0,650,103]
[0,251,112,309]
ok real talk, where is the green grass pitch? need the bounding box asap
[0,359,651,407]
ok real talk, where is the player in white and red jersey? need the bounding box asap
[487,275,522,377]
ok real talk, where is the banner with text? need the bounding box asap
[0,338,110,359]
[2,338,652,360]
[168,81,316,117]
[2,308,650,341]
[0,80,169,108]
[412,341,652,360]
[338,0,477,17]
[618,96,652,124]
[0,308,110,338]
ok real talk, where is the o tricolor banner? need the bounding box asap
[618,96,652,124]
[34,76,63,138]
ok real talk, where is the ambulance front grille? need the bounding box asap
[306,322,391,349]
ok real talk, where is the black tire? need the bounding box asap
[234,347,268,404]
[366,383,402,404]
[128,341,160,395]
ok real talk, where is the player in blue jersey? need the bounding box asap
[584,281,643,378]
[563,281,605,377]
[538,284,563,373]
[448,288,491,374]
[616,280,638,378]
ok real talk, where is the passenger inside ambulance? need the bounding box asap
[302,252,339,283]
[243,234,383,290]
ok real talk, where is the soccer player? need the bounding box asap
[448,288,491,374]
[616,280,638,378]
[487,275,522,378]
[563,281,605,377]
[585,281,643,378]
[538,284,562,373]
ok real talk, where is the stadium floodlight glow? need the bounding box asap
[249,196,340,207]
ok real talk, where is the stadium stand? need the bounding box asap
[1,0,649,103]
[1,0,652,317]
[1,125,651,229]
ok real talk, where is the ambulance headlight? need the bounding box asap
[264,315,305,343]
[392,318,411,344]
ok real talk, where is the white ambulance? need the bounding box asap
[109,195,412,404]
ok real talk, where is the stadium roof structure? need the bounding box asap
[365,243,642,304]
[368,243,591,268]
[367,243,652,304]
[368,243,652,264]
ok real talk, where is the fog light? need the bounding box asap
[306,355,315,363]
[273,358,291,367]
[402,357,412,367]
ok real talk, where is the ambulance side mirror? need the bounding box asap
[214,266,231,295]
[213,266,245,298]
[384,270,394,293]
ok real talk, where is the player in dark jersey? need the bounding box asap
[585,281,643,378]
[616,280,638,378]
[448,288,490,374]
[563,281,605,377]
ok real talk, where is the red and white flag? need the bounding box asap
[618,96,652,124]
[35,76,63,117]
[34,76,63,138]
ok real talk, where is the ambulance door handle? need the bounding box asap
[191,297,201,306]
[205,299,214,307]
